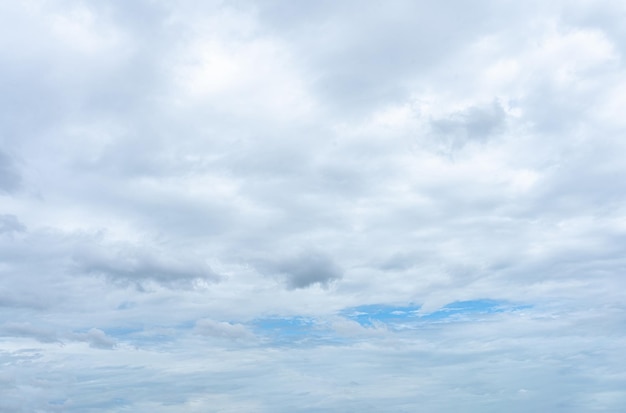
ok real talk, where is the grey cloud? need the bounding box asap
[0,289,50,310]
[70,328,116,350]
[521,82,590,136]
[1,322,60,344]
[74,242,220,288]
[512,139,626,219]
[194,319,254,341]
[430,101,506,154]
[0,323,116,349]
[0,151,21,193]
[378,252,419,272]
[0,322,117,349]
[0,215,25,234]
[255,0,502,116]
[263,251,342,290]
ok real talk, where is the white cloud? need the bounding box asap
[70,328,117,349]
[194,319,255,341]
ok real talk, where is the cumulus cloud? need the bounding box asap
[261,251,343,290]
[194,319,255,341]
[69,328,117,349]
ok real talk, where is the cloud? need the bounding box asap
[0,151,21,193]
[0,215,25,234]
[73,241,220,288]
[254,0,503,117]
[1,322,60,344]
[430,101,507,154]
[0,322,117,349]
[69,328,116,349]
[261,251,343,290]
[194,319,255,341]
[1,0,626,411]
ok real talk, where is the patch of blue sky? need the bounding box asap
[252,316,316,334]
[250,316,338,346]
[247,299,530,345]
[343,299,532,328]
[99,326,143,337]
[171,299,533,346]
[340,303,421,327]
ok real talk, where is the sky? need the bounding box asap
[1,0,626,411]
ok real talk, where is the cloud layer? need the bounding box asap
[1,1,625,411]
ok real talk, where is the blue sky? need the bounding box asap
[1,0,626,411]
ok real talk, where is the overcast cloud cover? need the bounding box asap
[1,0,626,411]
